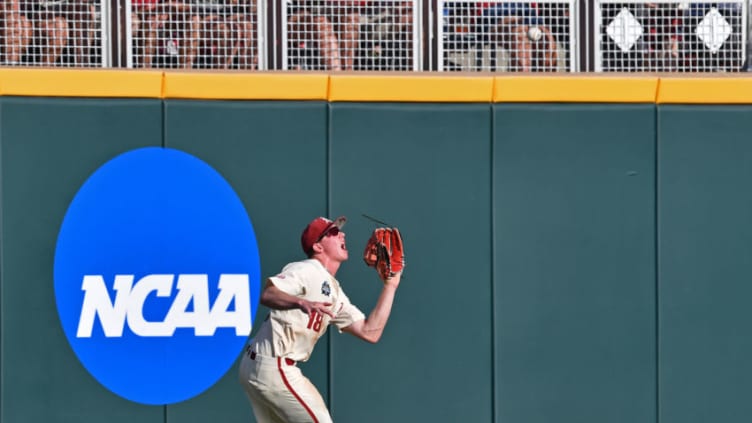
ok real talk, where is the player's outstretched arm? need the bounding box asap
[342,273,401,344]
[260,280,334,318]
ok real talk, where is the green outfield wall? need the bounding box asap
[1,71,752,423]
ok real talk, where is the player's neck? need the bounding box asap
[313,255,341,276]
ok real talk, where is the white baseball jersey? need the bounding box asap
[239,259,365,423]
[249,258,366,362]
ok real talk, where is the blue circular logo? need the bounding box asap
[54,147,261,405]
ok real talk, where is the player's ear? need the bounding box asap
[311,242,324,255]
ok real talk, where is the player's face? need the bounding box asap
[318,227,348,261]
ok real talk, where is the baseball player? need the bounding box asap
[239,216,403,423]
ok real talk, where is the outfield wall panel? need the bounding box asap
[495,104,657,423]
[0,98,163,423]
[329,103,494,423]
[658,105,752,423]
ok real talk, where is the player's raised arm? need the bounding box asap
[342,273,401,343]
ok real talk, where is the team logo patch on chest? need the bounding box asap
[321,281,331,296]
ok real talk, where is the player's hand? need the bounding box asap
[383,272,401,289]
[299,300,335,318]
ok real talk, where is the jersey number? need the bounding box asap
[306,311,323,332]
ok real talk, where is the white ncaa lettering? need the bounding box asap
[128,274,174,336]
[76,274,252,338]
[77,275,134,338]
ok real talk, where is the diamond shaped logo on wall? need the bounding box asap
[695,7,732,53]
[607,8,644,52]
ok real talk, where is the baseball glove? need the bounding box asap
[363,228,405,280]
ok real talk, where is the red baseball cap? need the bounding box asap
[301,216,346,255]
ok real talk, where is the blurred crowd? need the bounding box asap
[130,0,257,69]
[0,0,98,65]
[0,0,416,69]
[0,0,746,71]
[442,1,745,72]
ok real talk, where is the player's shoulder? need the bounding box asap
[280,258,326,276]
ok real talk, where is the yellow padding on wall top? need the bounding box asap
[0,68,162,98]
[657,76,752,104]
[329,73,494,102]
[494,75,660,103]
[2,68,752,103]
[162,71,329,100]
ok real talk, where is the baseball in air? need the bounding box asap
[527,26,543,41]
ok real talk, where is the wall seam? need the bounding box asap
[326,101,334,416]
[162,98,167,423]
[0,97,4,423]
[490,103,497,423]
[161,100,166,149]
[654,103,661,423]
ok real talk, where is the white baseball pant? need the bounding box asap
[239,348,333,423]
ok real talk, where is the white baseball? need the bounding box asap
[527,26,543,42]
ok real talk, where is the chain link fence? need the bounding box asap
[438,0,576,72]
[0,0,748,71]
[0,0,104,66]
[595,0,746,72]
